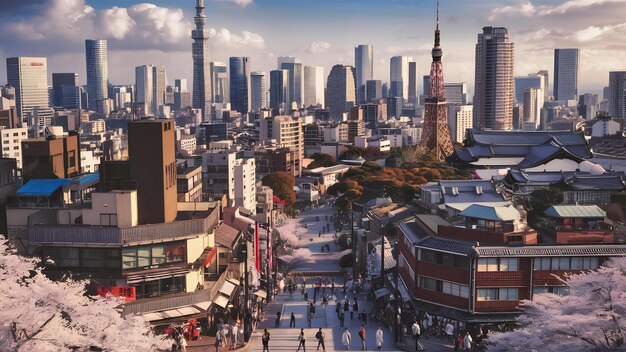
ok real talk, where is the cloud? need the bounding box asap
[538,0,626,15]
[98,7,135,40]
[214,0,254,7]
[489,0,626,20]
[308,41,331,53]
[488,1,536,21]
[209,28,265,49]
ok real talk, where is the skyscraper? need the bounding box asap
[210,62,229,104]
[608,71,626,120]
[280,61,304,108]
[152,66,167,114]
[135,65,154,116]
[270,69,289,111]
[389,56,411,101]
[192,0,212,121]
[418,1,453,161]
[522,87,541,130]
[366,80,382,102]
[250,71,266,111]
[536,70,550,98]
[554,48,579,102]
[473,26,514,130]
[85,39,108,114]
[355,44,373,104]
[515,74,544,104]
[303,66,324,108]
[229,57,251,114]
[6,57,52,127]
[52,73,80,109]
[408,61,418,105]
[326,65,356,121]
[443,83,468,105]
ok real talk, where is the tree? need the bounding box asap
[0,238,170,351]
[262,172,296,209]
[487,257,626,351]
[307,153,336,169]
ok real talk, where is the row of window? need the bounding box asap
[45,247,120,269]
[419,249,469,269]
[477,258,519,272]
[418,276,470,299]
[532,286,570,296]
[122,242,185,269]
[477,288,519,301]
[533,257,599,271]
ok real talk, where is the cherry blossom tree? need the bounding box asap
[0,238,171,351]
[488,257,626,351]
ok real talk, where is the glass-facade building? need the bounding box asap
[85,39,109,114]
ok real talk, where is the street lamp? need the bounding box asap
[266,225,272,302]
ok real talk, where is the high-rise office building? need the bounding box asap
[270,69,289,111]
[135,65,154,116]
[85,39,108,114]
[578,93,599,120]
[175,79,187,93]
[250,71,266,111]
[355,44,373,104]
[447,104,473,143]
[536,70,550,98]
[303,66,324,108]
[280,61,304,108]
[473,26,514,130]
[152,66,167,114]
[608,71,626,120]
[192,0,212,121]
[52,73,80,109]
[389,56,411,100]
[6,57,52,127]
[366,80,382,102]
[408,61,418,105]
[210,62,229,104]
[229,57,251,114]
[554,48,579,102]
[326,65,356,120]
[522,87,542,130]
[515,74,544,104]
[443,83,468,105]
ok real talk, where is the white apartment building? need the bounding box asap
[202,148,256,213]
[448,104,473,143]
[80,149,100,174]
[0,127,27,169]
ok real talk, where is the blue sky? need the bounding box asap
[1,0,626,96]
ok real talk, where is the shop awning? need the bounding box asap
[140,305,203,322]
[219,280,237,296]
[374,287,391,299]
[213,294,230,308]
[126,268,189,284]
[193,301,212,312]
[397,277,412,302]
[254,289,267,299]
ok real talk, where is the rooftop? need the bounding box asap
[545,205,606,219]
[16,179,70,197]
[460,204,521,222]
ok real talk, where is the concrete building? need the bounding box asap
[326,65,356,121]
[176,161,202,202]
[578,93,599,120]
[22,128,80,181]
[447,104,473,143]
[251,145,301,179]
[366,80,382,102]
[0,127,27,169]
[85,39,109,114]
[323,123,348,143]
[202,148,256,211]
[554,48,580,102]
[111,85,132,111]
[6,57,53,127]
[355,44,374,104]
[515,74,544,104]
[210,62,229,104]
[473,27,514,130]
[523,87,542,130]
[250,71,266,111]
[390,56,412,101]
[444,83,468,105]
[229,57,251,114]
[259,115,304,175]
[608,71,626,121]
[192,0,212,121]
[280,61,304,108]
[52,73,80,109]
[269,69,289,112]
[409,61,418,105]
[303,66,325,108]
[152,66,167,115]
[0,86,20,129]
[135,65,154,116]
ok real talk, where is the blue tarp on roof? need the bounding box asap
[17,179,70,197]
[74,172,99,186]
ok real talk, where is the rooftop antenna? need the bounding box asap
[436,0,439,30]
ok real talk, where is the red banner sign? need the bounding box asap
[97,286,136,302]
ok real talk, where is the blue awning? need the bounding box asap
[17,179,70,197]
[73,172,100,186]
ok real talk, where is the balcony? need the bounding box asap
[438,225,538,245]
[28,207,219,246]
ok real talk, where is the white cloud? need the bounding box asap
[488,1,536,21]
[538,0,626,15]
[489,0,626,20]
[569,23,626,42]
[231,0,253,6]
[209,28,265,49]
[308,41,330,53]
[98,7,135,40]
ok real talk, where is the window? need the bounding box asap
[122,242,185,270]
[533,258,551,270]
[534,257,599,271]
[419,276,438,291]
[82,248,120,268]
[533,286,570,296]
[68,150,75,168]
[419,249,469,269]
[477,288,518,301]
[478,258,519,272]
[100,213,118,227]
[442,282,470,298]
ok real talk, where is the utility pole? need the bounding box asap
[351,202,356,280]
[380,225,385,287]
[241,236,251,342]
[266,225,272,301]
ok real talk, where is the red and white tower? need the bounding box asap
[418,0,453,161]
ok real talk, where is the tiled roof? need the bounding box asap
[415,236,476,255]
[460,204,521,222]
[475,245,626,257]
[215,223,241,248]
[544,205,606,218]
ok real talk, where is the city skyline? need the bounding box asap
[0,0,625,96]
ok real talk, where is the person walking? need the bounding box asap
[261,329,270,352]
[375,327,383,351]
[454,333,462,352]
[179,336,188,352]
[315,328,326,351]
[358,325,366,350]
[297,328,306,352]
[342,328,352,350]
[307,312,313,328]
[463,332,473,351]
[290,312,296,328]
[412,320,425,351]
[352,299,359,320]
[214,330,222,352]
[221,324,229,347]
[445,322,455,343]
[229,322,239,350]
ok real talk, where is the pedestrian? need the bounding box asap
[463,332,473,351]
[339,311,345,328]
[290,312,296,327]
[230,322,239,349]
[352,299,359,320]
[221,324,229,347]
[332,281,335,294]
[322,295,328,309]
[454,333,462,352]
[358,325,366,350]
[297,328,306,352]
[315,328,326,351]
[307,312,313,328]
[375,327,383,351]
[344,300,349,314]
[214,330,222,352]
[262,328,270,352]
[412,319,425,351]
[445,321,455,343]
[276,311,281,327]
[179,335,187,352]
[342,328,352,350]
[362,310,368,325]
[304,291,309,301]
